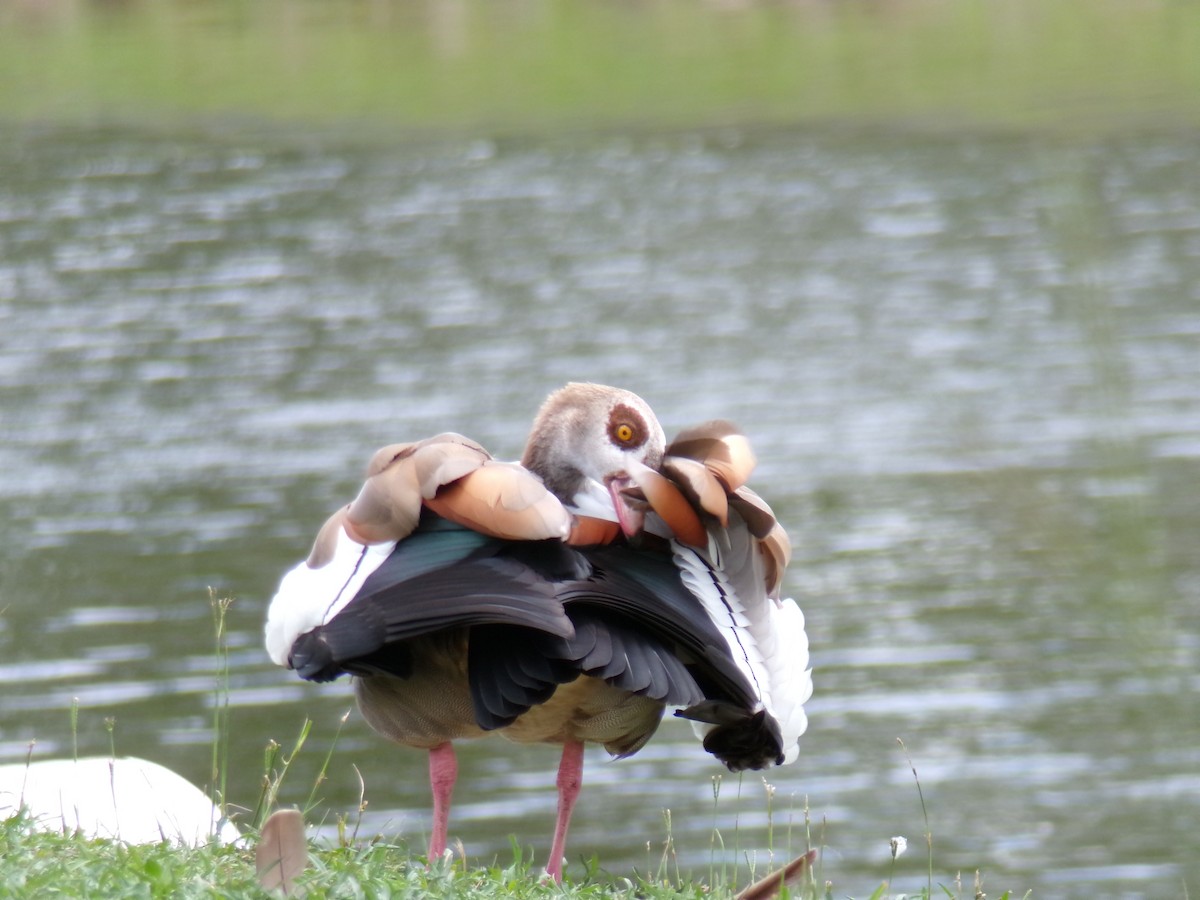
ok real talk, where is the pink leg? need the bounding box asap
[427,742,457,861]
[545,740,585,883]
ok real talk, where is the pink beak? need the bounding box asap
[606,474,646,539]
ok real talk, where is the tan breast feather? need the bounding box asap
[306,433,571,566]
[654,420,792,598]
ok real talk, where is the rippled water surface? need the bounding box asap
[1,125,1198,898]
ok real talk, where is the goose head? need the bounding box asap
[521,383,666,537]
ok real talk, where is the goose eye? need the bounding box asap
[608,404,647,449]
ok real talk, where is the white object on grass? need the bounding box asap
[0,756,240,846]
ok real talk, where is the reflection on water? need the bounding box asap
[1,125,1198,898]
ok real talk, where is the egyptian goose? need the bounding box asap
[265,383,812,881]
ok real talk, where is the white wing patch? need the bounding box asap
[566,478,619,521]
[673,511,813,765]
[769,597,813,764]
[675,542,767,699]
[264,526,395,667]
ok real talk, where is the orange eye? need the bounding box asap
[615,423,635,443]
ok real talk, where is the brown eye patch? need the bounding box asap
[608,404,648,449]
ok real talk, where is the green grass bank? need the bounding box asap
[1,0,1198,136]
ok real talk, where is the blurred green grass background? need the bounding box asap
[3,0,1198,134]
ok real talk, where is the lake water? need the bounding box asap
[1,6,1199,897]
[3,123,1197,899]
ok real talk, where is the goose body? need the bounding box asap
[265,383,811,880]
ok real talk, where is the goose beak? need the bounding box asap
[606,474,647,538]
